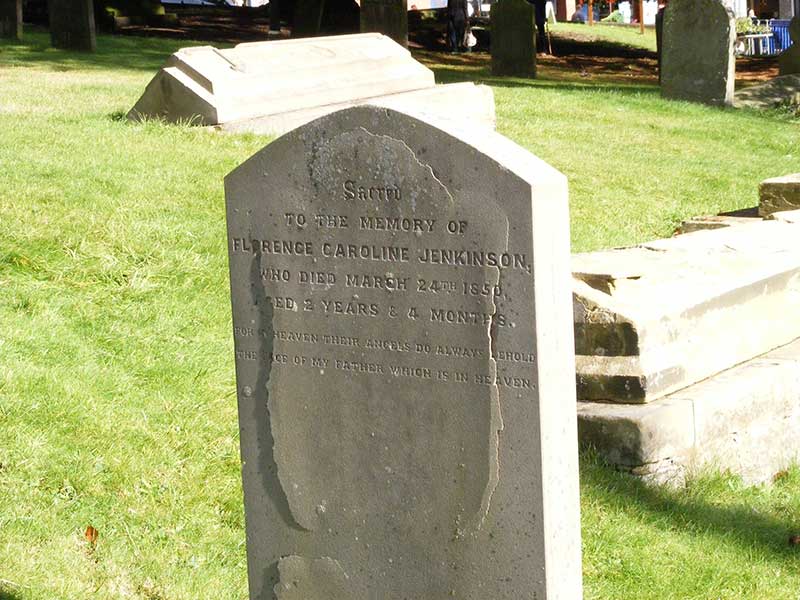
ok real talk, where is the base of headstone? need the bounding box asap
[48,0,96,51]
[0,0,21,40]
[579,337,800,486]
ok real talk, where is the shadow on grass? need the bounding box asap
[0,28,194,73]
[581,450,799,559]
[0,586,24,600]
[430,65,660,97]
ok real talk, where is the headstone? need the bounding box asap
[360,0,407,47]
[128,34,496,136]
[779,17,800,76]
[225,105,582,599]
[780,0,795,19]
[0,0,22,40]
[292,0,325,37]
[661,0,735,106]
[48,0,96,51]
[491,0,536,77]
[759,173,800,216]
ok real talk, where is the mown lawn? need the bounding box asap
[1,29,799,600]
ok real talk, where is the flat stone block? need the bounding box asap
[580,337,800,485]
[574,220,800,403]
[759,173,800,217]
[130,34,491,129]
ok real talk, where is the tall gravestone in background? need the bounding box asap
[661,0,735,106]
[491,0,536,77]
[292,0,326,37]
[48,0,96,51]
[0,0,22,40]
[360,0,407,47]
[779,17,800,75]
[225,105,582,599]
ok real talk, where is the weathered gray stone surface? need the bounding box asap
[226,105,581,599]
[491,0,536,77]
[0,0,21,40]
[128,34,495,134]
[579,337,800,485]
[360,0,407,47]
[779,17,800,76]
[48,0,96,51]
[574,220,800,403]
[734,74,800,110]
[760,173,800,216]
[661,0,735,106]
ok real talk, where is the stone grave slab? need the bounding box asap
[491,0,536,77]
[574,219,800,404]
[759,173,800,217]
[360,0,408,47]
[225,105,581,599]
[128,33,495,135]
[48,0,96,51]
[0,0,21,40]
[661,0,735,106]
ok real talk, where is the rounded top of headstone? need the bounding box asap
[664,0,736,22]
[790,16,800,43]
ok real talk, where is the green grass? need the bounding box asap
[1,29,800,600]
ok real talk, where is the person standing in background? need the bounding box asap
[532,0,547,52]
[447,0,469,52]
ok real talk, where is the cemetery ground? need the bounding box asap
[1,25,800,600]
